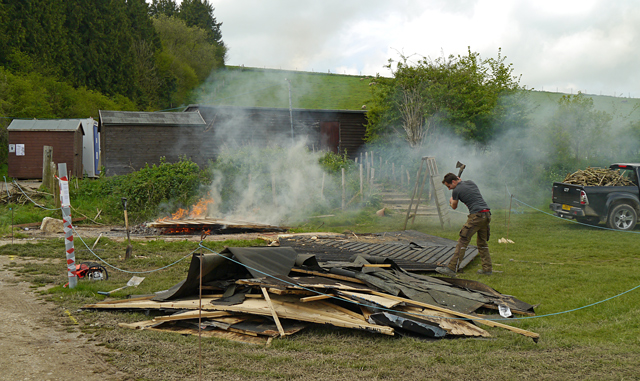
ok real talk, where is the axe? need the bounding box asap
[456,161,466,177]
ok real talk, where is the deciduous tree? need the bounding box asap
[366,48,527,147]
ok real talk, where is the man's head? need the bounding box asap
[442,172,460,190]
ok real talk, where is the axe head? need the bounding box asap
[456,161,466,177]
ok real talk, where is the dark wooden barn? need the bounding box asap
[98,110,209,176]
[184,105,368,158]
[7,119,84,179]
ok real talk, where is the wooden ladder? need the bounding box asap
[403,156,451,230]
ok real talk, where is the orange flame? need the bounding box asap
[158,194,214,221]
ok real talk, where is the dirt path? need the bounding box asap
[0,254,128,381]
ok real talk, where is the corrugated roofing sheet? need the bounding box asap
[99,110,206,126]
[183,104,367,114]
[7,119,84,133]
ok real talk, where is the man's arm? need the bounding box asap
[449,197,458,210]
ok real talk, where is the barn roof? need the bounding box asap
[99,110,206,127]
[7,119,85,134]
[184,104,367,115]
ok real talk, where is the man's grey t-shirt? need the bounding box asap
[452,180,489,214]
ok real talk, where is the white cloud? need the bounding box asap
[205,0,640,97]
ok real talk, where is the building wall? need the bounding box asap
[8,131,83,179]
[100,107,368,176]
[190,106,367,158]
[101,125,217,176]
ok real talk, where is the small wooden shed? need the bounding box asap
[7,119,85,179]
[184,105,368,159]
[98,110,208,176]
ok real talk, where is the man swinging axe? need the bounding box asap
[436,165,493,277]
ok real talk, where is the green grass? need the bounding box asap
[194,66,375,110]
[194,67,640,126]
[2,206,640,380]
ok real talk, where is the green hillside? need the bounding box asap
[195,67,640,127]
[527,90,640,124]
[192,66,375,110]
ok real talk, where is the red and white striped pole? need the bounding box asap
[58,163,76,289]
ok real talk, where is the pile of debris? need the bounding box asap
[1,183,51,205]
[563,167,633,186]
[82,247,539,344]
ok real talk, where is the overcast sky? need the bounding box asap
[204,0,640,98]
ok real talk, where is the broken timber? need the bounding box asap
[84,247,538,343]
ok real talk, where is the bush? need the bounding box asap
[72,157,210,222]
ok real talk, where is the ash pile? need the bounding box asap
[82,246,539,344]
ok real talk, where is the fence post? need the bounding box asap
[58,163,76,289]
[359,163,363,196]
[42,146,53,191]
[341,168,346,210]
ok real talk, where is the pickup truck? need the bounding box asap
[550,163,640,230]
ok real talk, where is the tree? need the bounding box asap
[152,15,228,107]
[178,0,226,67]
[545,92,612,168]
[366,48,527,147]
[149,0,179,18]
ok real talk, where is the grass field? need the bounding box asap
[2,203,640,380]
[192,66,640,128]
[192,66,375,111]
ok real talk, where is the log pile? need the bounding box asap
[562,167,633,186]
[82,247,540,344]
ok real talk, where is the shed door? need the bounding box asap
[320,122,340,153]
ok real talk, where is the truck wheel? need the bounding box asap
[606,204,637,231]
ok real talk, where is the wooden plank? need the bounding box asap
[289,268,367,284]
[261,287,286,337]
[369,291,539,341]
[318,301,366,322]
[268,288,315,296]
[300,294,334,302]
[97,295,157,304]
[152,310,233,322]
[363,264,391,268]
[335,290,403,309]
[398,306,490,337]
[209,295,395,336]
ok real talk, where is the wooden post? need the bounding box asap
[42,146,53,191]
[321,172,325,199]
[370,151,374,172]
[341,168,346,210]
[359,163,363,196]
[53,165,60,209]
[365,152,370,183]
[261,287,286,337]
[404,159,424,230]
